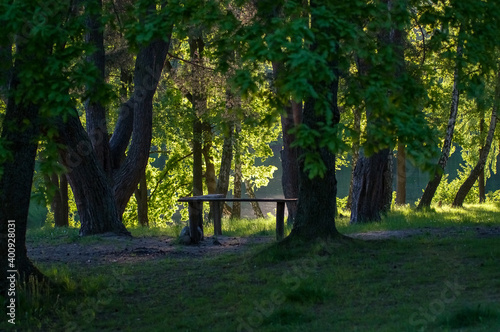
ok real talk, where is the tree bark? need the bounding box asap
[57,113,130,235]
[452,70,499,207]
[192,116,204,197]
[418,39,463,209]
[478,117,486,203]
[350,149,392,223]
[135,171,149,227]
[287,90,340,239]
[84,0,112,176]
[232,123,242,219]
[1,70,44,295]
[112,38,170,216]
[396,142,406,205]
[216,123,234,197]
[245,179,265,218]
[203,124,217,195]
[48,174,69,227]
[347,107,361,209]
[272,61,300,224]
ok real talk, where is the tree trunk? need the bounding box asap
[232,123,242,219]
[192,116,204,197]
[350,149,392,223]
[216,121,235,197]
[244,179,265,218]
[287,93,340,239]
[202,123,218,222]
[418,39,463,209]
[478,117,486,203]
[49,174,69,227]
[62,29,170,235]
[112,38,170,216]
[347,107,361,210]
[84,0,112,176]
[135,171,149,227]
[272,61,300,224]
[57,113,130,235]
[396,142,406,205]
[1,73,44,295]
[452,70,499,207]
[203,124,217,195]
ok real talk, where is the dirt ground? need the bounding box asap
[27,226,500,267]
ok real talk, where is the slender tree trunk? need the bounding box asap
[396,142,406,205]
[245,179,264,218]
[452,70,500,207]
[232,123,242,219]
[347,107,361,210]
[203,124,217,195]
[192,116,204,197]
[135,171,149,227]
[48,174,69,227]
[478,117,486,203]
[216,122,234,197]
[272,61,300,224]
[418,40,463,209]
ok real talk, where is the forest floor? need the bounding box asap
[27,225,500,267]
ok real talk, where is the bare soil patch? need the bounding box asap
[27,226,500,267]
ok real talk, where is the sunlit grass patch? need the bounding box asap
[337,203,500,235]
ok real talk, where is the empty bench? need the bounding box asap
[178,194,298,243]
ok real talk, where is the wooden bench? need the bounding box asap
[178,194,298,243]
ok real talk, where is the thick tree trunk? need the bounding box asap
[418,41,463,209]
[285,0,343,241]
[396,142,406,205]
[85,0,112,175]
[350,149,392,223]
[452,72,499,207]
[58,114,130,235]
[135,171,149,227]
[112,39,170,216]
[1,78,44,295]
[288,94,340,239]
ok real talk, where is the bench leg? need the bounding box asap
[276,202,285,241]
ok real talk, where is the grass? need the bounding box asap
[2,203,500,331]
